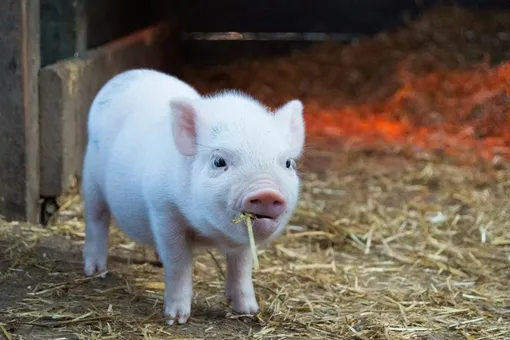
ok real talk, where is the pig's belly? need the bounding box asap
[104,178,155,247]
[99,114,161,247]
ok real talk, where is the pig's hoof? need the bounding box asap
[228,292,259,315]
[84,256,108,279]
[164,300,191,325]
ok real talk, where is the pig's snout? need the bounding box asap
[242,189,286,220]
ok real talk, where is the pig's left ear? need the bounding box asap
[170,98,198,156]
[275,99,305,156]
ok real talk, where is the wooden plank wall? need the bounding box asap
[0,0,41,223]
[39,23,176,198]
[37,0,176,201]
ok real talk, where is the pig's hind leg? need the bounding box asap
[82,150,111,279]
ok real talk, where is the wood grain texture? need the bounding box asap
[39,23,175,197]
[0,0,41,223]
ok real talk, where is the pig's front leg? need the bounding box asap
[149,209,193,325]
[225,247,259,314]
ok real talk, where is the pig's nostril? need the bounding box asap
[250,198,283,207]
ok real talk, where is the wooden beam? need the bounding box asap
[39,23,176,197]
[0,0,41,223]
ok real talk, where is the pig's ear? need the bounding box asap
[170,98,198,156]
[275,99,305,155]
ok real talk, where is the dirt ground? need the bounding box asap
[2,4,510,340]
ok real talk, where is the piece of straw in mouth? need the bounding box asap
[232,212,259,270]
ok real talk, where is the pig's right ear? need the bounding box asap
[170,99,198,156]
[275,99,305,156]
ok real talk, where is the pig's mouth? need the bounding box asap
[235,210,277,221]
[251,214,276,220]
[237,212,280,241]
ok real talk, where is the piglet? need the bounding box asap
[81,69,305,325]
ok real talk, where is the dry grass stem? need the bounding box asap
[232,212,259,270]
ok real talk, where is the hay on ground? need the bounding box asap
[1,145,509,339]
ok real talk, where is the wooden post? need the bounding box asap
[0,0,41,223]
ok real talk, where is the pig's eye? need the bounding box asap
[213,156,227,168]
[286,159,296,170]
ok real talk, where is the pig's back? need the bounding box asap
[87,69,199,158]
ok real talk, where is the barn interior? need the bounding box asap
[1,0,510,339]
